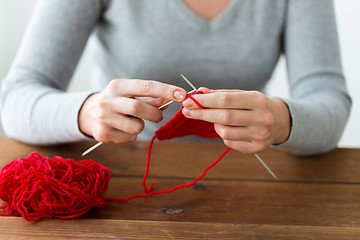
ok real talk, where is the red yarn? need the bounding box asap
[154,92,219,140]
[0,152,111,221]
[107,91,231,200]
[140,91,229,193]
[0,91,231,221]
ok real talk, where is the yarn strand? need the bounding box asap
[104,146,231,202]
[142,136,156,193]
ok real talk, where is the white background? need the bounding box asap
[0,0,359,147]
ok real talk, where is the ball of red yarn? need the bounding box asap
[0,152,111,221]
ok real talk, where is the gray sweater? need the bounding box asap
[0,0,351,155]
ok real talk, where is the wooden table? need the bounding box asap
[0,137,360,239]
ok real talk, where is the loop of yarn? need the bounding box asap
[0,91,231,221]
[0,152,111,221]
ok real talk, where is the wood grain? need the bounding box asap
[1,137,360,183]
[87,177,360,227]
[1,137,360,239]
[1,217,360,240]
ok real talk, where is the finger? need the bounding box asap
[182,108,254,126]
[223,139,267,154]
[198,87,245,93]
[183,91,258,110]
[146,98,170,109]
[135,97,170,110]
[93,125,137,144]
[134,96,157,104]
[215,124,273,144]
[97,108,145,135]
[183,87,243,108]
[214,124,251,141]
[110,97,164,123]
[197,87,212,93]
[109,79,187,102]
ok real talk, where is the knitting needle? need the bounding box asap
[82,142,103,157]
[158,89,196,110]
[82,76,199,157]
[181,74,197,92]
[158,74,198,109]
[254,153,277,179]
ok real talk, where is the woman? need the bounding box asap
[0,0,351,156]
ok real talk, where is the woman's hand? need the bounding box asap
[79,79,187,144]
[182,87,291,154]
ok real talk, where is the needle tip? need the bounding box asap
[180,74,197,92]
[82,142,103,157]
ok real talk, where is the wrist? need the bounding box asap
[78,93,99,137]
[270,98,291,145]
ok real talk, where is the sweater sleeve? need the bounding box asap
[276,0,352,155]
[0,0,105,145]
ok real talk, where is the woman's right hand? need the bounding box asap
[78,79,187,143]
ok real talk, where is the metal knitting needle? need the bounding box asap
[158,74,198,109]
[82,142,103,157]
[181,74,197,92]
[254,153,277,179]
[82,75,199,157]
[158,89,196,110]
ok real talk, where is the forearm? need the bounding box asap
[0,0,104,144]
[1,82,93,145]
[275,91,351,156]
[281,0,351,155]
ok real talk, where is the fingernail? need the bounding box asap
[182,108,192,117]
[182,99,193,107]
[174,90,186,101]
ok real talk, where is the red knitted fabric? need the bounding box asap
[155,92,219,140]
[0,91,231,221]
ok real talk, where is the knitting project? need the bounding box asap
[0,91,231,220]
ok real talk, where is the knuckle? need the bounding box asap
[126,134,137,143]
[247,143,263,154]
[94,127,111,143]
[216,126,231,140]
[95,109,108,123]
[108,79,119,91]
[127,100,143,116]
[215,124,224,137]
[191,109,202,119]
[123,120,144,135]
[97,94,109,108]
[153,112,163,123]
[252,91,268,108]
[140,81,154,95]
[166,86,175,100]
[112,134,136,144]
[219,94,231,106]
[252,142,268,153]
[197,110,203,119]
[221,110,232,124]
[223,139,234,148]
[254,128,271,141]
[133,121,145,134]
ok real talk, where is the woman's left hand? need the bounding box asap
[182,87,291,154]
